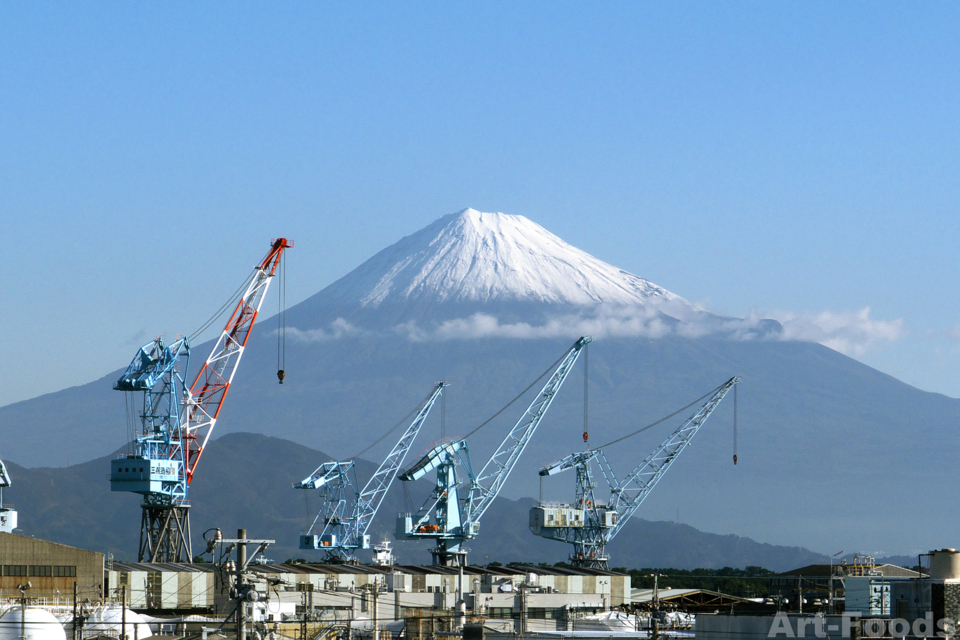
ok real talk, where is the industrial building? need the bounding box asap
[699,549,960,640]
[768,556,922,612]
[105,562,631,631]
[0,532,103,601]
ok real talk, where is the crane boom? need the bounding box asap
[464,336,592,524]
[184,237,292,483]
[607,376,740,538]
[354,382,447,540]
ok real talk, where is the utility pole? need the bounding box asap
[300,590,307,640]
[206,528,274,640]
[830,551,843,614]
[650,574,661,640]
[347,596,354,640]
[72,583,78,640]
[18,583,29,640]
[372,584,379,640]
[519,587,527,636]
[237,528,247,640]
[799,575,803,615]
[456,564,466,632]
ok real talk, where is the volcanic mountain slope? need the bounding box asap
[321,208,684,308]
[1,208,958,557]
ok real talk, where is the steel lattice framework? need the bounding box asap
[297,382,447,562]
[111,238,292,563]
[532,376,740,569]
[398,336,592,566]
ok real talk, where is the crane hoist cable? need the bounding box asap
[733,384,738,465]
[583,341,589,443]
[589,382,723,450]
[460,348,568,440]
[349,403,421,459]
[277,250,287,384]
[189,270,255,342]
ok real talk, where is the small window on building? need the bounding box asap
[29,565,52,577]
[4,565,27,577]
[54,566,77,577]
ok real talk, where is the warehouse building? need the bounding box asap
[102,560,629,628]
[0,532,103,601]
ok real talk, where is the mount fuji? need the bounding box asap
[324,208,683,308]
[1,208,958,561]
[288,208,777,341]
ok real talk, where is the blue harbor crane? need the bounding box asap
[397,336,592,566]
[111,238,292,563]
[529,376,741,569]
[296,382,448,563]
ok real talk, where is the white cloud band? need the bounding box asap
[286,306,905,357]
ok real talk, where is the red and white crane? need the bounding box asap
[111,238,292,563]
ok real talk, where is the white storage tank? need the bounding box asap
[0,607,67,640]
[84,604,151,640]
[930,548,960,580]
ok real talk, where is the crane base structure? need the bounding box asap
[140,501,192,563]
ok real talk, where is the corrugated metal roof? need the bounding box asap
[630,588,754,603]
[105,562,625,578]
[777,564,922,578]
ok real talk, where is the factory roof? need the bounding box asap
[630,588,756,609]
[777,564,922,578]
[105,562,625,577]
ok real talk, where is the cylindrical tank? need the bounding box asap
[0,607,67,640]
[84,605,152,640]
[930,548,960,580]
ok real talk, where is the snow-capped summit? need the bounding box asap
[323,208,685,308]
[286,207,751,338]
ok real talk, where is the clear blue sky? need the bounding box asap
[1,2,957,407]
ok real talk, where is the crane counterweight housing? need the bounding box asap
[529,375,740,569]
[111,238,292,564]
[0,458,16,533]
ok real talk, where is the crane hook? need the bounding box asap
[583,432,588,443]
[733,454,737,465]
[277,369,285,384]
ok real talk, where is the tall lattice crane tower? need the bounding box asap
[111,238,292,563]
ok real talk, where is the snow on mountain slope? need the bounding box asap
[322,208,688,308]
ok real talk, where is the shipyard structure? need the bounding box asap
[1,531,640,640]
